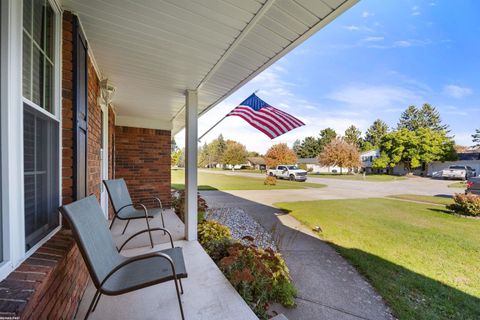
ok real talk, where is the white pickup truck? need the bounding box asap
[441,165,476,180]
[267,165,307,181]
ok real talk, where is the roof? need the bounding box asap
[458,153,480,161]
[62,0,358,133]
[297,158,319,164]
[247,157,266,165]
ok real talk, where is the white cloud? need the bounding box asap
[362,11,373,18]
[443,85,473,99]
[369,39,432,49]
[344,25,360,31]
[362,36,384,42]
[454,132,475,146]
[327,85,423,110]
[411,6,421,16]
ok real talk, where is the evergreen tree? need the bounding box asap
[397,104,448,132]
[292,139,302,156]
[297,136,322,158]
[473,129,480,147]
[365,119,389,147]
[344,125,362,148]
[318,128,337,150]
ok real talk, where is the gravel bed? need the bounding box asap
[206,207,278,251]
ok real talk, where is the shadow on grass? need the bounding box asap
[328,243,480,320]
[202,191,480,320]
[434,194,454,199]
[171,183,218,191]
[428,207,456,215]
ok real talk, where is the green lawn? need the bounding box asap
[309,173,407,182]
[171,170,326,190]
[388,194,454,205]
[449,181,467,189]
[276,198,480,320]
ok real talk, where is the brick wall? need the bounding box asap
[0,230,89,319]
[115,126,171,207]
[87,59,102,200]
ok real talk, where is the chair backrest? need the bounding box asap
[59,196,123,287]
[103,178,133,213]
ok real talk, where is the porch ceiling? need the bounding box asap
[61,0,358,133]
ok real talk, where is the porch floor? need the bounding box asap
[75,209,258,320]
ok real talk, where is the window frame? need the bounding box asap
[0,0,62,281]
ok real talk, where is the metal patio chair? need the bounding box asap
[59,196,187,320]
[103,178,166,248]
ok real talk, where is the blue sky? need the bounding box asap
[177,0,479,153]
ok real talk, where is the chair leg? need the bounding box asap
[173,278,185,320]
[145,214,154,248]
[84,289,100,320]
[160,210,166,235]
[109,216,117,230]
[92,292,102,312]
[179,278,184,295]
[122,219,130,235]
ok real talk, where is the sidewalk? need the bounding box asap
[202,191,395,320]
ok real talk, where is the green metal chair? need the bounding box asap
[59,196,187,320]
[103,178,166,248]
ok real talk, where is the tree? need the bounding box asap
[365,119,389,147]
[397,104,448,132]
[208,134,227,164]
[318,139,361,174]
[296,136,322,158]
[222,140,248,166]
[171,149,182,167]
[198,142,210,167]
[292,139,302,156]
[265,143,297,168]
[473,129,480,147]
[171,138,178,152]
[344,125,362,148]
[373,128,457,173]
[319,128,337,149]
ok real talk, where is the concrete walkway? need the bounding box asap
[202,191,395,320]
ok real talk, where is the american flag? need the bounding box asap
[227,93,305,139]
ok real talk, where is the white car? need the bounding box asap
[267,165,307,181]
[441,165,476,180]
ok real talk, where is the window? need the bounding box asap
[23,0,55,112]
[23,106,59,250]
[22,0,59,251]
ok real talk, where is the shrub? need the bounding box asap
[171,190,208,222]
[264,176,277,186]
[219,241,297,319]
[202,237,236,263]
[198,220,232,248]
[446,193,480,216]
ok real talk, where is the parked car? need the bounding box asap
[441,165,476,180]
[466,177,480,195]
[267,165,307,181]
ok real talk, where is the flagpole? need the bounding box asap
[198,90,259,142]
[198,114,228,142]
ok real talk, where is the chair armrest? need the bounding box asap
[99,251,177,291]
[152,197,163,209]
[118,227,174,252]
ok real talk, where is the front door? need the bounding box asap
[73,17,88,200]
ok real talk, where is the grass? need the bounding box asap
[309,173,407,182]
[449,181,467,189]
[388,194,454,205]
[171,169,326,190]
[276,198,480,320]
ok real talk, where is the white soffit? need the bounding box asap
[61,0,358,133]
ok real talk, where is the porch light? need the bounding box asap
[98,78,116,106]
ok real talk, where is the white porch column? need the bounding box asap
[185,90,198,241]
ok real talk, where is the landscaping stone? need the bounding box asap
[206,207,278,251]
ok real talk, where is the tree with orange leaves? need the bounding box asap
[264,143,297,168]
[318,138,361,174]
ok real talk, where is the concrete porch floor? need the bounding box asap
[75,209,258,320]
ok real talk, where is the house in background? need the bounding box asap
[428,152,480,178]
[246,157,266,171]
[297,158,345,174]
[360,149,384,174]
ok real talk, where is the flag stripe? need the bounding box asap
[267,107,299,129]
[271,107,304,126]
[228,110,279,138]
[258,108,294,131]
[228,112,275,138]
[233,106,286,136]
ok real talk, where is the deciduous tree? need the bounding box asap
[373,128,457,173]
[222,140,248,166]
[318,139,361,174]
[265,143,297,168]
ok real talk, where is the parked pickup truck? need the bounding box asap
[267,165,307,181]
[441,165,476,180]
[466,178,480,195]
